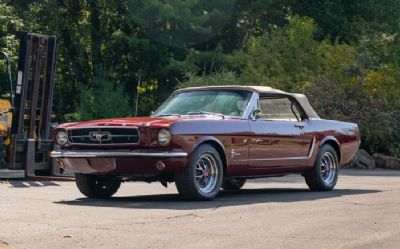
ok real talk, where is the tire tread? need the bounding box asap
[304,144,339,191]
[222,178,246,190]
[75,173,121,198]
[175,144,223,200]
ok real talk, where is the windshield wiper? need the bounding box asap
[155,114,181,117]
[187,111,225,118]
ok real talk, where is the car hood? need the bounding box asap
[57,115,227,129]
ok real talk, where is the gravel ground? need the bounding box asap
[0,169,399,249]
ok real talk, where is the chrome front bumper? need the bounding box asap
[50,150,188,159]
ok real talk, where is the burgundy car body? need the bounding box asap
[51,86,360,180]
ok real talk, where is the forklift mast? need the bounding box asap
[7,32,58,177]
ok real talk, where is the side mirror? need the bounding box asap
[251,109,262,120]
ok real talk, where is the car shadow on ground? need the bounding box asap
[55,188,380,210]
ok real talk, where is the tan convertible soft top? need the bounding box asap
[175,85,320,119]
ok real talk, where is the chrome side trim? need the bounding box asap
[248,137,316,161]
[50,150,188,159]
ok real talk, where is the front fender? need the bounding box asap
[190,136,226,157]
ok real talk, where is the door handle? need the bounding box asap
[294,123,304,129]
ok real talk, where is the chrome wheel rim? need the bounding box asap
[320,151,337,185]
[195,153,219,194]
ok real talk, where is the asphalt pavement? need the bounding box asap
[0,169,399,249]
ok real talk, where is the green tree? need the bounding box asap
[226,16,325,91]
[0,2,23,94]
[177,70,239,89]
[78,66,131,121]
[128,0,235,48]
[289,0,400,42]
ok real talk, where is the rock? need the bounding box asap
[357,149,376,169]
[373,153,386,168]
[373,153,400,170]
[348,149,375,169]
[347,155,359,168]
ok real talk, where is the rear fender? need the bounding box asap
[320,136,341,162]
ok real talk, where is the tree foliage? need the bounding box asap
[128,0,235,48]
[78,66,130,121]
[0,3,23,93]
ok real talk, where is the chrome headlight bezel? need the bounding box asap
[157,129,171,146]
[55,130,68,146]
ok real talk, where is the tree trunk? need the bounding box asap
[88,0,103,70]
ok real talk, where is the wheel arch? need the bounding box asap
[320,136,341,163]
[191,136,227,175]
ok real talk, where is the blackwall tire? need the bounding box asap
[304,144,339,191]
[75,173,121,198]
[175,144,223,200]
[222,178,246,190]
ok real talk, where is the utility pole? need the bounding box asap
[135,75,141,117]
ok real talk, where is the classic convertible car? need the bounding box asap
[51,86,360,200]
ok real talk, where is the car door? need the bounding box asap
[249,95,312,169]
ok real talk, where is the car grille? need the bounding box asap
[68,127,139,145]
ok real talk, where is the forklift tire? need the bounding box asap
[0,136,7,169]
[75,173,121,199]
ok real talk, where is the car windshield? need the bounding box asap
[154,90,252,117]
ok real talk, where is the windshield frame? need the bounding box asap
[153,89,257,119]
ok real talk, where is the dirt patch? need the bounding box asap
[0,240,9,248]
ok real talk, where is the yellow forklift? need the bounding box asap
[0,32,62,179]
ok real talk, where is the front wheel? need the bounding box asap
[175,144,223,200]
[304,145,339,191]
[75,173,121,198]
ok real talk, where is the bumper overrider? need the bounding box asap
[50,149,188,175]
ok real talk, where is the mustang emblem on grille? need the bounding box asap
[89,131,111,142]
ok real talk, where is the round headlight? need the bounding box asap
[55,130,68,146]
[157,129,171,146]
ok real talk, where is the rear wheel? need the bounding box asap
[175,144,223,200]
[304,145,339,191]
[222,178,246,190]
[75,173,121,198]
